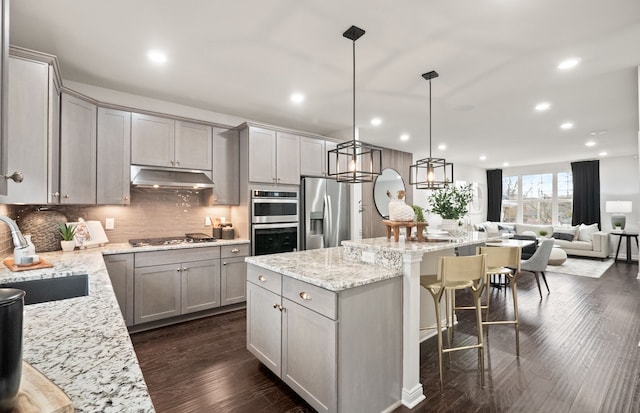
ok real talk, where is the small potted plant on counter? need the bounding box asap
[59,223,76,252]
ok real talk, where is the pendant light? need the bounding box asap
[410,70,453,189]
[327,25,382,183]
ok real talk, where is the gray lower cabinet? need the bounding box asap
[246,263,402,413]
[220,244,249,305]
[135,263,182,324]
[103,254,134,326]
[181,259,221,314]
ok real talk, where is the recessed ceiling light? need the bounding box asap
[479,155,487,161]
[535,102,551,111]
[400,134,409,141]
[599,152,608,156]
[370,117,382,126]
[147,50,167,64]
[560,122,574,130]
[503,162,509,167]
[590,129,608,136]
[558,57,581,70]
[585,141,596,147]
[438,144,446,150]
[290,93,305,103]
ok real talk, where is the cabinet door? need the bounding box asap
[131,113,174,167]
[248,127,276,183]
[276,131,300,185]
[60,93,97,204]
[97,108,130,205]
[221,256,246,305]
[104,254,134,327]
[175,121,212,170]
[181,259,221,314]
[0,1,7,196]
[134,263,181,324]
[299,137,324,178]
[212,127,239,205]
[247,281,282,376]
[282,298,337,413]
[0,57,49,204]
[324,140,337,177]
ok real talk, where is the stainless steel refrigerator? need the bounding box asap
[301,177,350,250]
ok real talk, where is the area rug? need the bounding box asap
[545,257,614,279]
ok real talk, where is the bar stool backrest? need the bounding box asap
[476,246,522,273]
[438,254,487,283]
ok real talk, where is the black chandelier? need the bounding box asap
[327,25,382,183]
[410,70,453,190]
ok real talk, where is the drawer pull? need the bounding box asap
[299,292,312,301]
[258,275,266,282]
[231,248,240,253]
[223,262,227,266]
[273,304,284,312]
[176,268,182,272]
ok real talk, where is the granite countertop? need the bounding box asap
[245,247,402,292]
[342,232,497,254]
[0,249,155,412]
[97,238,250,255]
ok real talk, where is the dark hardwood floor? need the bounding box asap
[131,262,640,413]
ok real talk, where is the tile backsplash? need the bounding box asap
[10,188,241,248]
[0,204,16,257]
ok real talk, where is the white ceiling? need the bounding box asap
[10,0,640,169]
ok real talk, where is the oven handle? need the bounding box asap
[252,199,298,204]
[252,222,299,230]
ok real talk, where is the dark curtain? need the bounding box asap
[486,169,502,222]
[571,160,600,228]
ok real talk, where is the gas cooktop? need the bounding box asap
[129,233,215,247]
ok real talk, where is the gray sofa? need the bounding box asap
[477,222,610,259]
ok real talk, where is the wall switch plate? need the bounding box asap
[205,216,212,226]
[362,251,375,264]
[105,218,115,230]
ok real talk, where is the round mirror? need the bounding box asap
[374,168,406,219]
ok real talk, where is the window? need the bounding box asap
[501,170,572,225]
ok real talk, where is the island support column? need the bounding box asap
[401,251,426,408]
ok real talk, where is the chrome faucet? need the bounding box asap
[0,216,28,249]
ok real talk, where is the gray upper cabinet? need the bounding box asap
[248,126,300,184]
[97,108,131,205]
[212,127,239,205]
[60,93,97,204]
[175,121,212,170]
[131,113,174,168]
[131,113,212,170]
[0,55,60,204]
[300,137,335,178]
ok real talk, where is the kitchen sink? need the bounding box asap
[0,274,89,305]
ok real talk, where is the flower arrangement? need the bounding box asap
[427,184,474,220]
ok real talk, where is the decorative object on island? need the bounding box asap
[327,25,382,183]
[605,200,632,230]
[410,70,453,190]
[58,223,76,252]
[0,288,26,412]
[387,189,415,222]
[427,183,474,230]
[412,205,425,222]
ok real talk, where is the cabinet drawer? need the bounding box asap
[247,264,281,295]
[135,246,221,267]
[221,244,249,258]
[283,277,337,320]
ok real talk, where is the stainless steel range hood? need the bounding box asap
[131,165,215,189]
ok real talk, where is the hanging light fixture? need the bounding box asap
[327,25,382,183]
[410,70,453,189]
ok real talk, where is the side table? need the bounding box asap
[611,232,639,263]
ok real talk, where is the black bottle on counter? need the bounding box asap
[0,288,26,412]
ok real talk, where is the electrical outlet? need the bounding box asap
[362,251,375,264]
[205,216,212,226]
[105,218,115,230]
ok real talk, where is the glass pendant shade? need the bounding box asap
[410,70,453,189]
[327,25,382,183]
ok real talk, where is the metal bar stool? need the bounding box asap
[420,254,487,390]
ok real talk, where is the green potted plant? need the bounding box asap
[58,223,76,252]
[427,184,474,229]
[411,205,425,222]
[539,230,549,237]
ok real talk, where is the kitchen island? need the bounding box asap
[0,238,249,412]
[246,233,496,411]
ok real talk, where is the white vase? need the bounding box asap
[60,240,76,252]
[440,219,461,231]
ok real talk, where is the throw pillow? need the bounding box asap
[578,223,599,242]
[483,222,499,233]
[552,232,574,242]
[553,225,578,240]
[498,224,515,233]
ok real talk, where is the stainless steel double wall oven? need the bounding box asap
[251,189,299,256]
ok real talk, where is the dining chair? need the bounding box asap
[520,238,555,299]
[420,254,487,390]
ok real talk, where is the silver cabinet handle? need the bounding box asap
[231,248,240,253]
[182,267,188,271]
[170,160,175,166]
[299,292,311,301]
[64,194,70,199]
[258,275,266,282]
[124,196,129,200]
[176,268,182,272]
[273,304,284,312]
[4,171,23,183]
[223,262,227,266]
[176,161,180,166]
[52,192,60,197]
